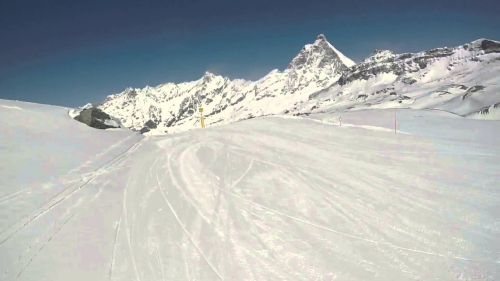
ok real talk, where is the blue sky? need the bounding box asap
[1,0,499,107]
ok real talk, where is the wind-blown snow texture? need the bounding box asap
[99,36,500,135]
[1,99,499,280]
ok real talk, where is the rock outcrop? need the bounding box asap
[74,107,121,129]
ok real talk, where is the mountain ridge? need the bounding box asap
[98,36,500,134]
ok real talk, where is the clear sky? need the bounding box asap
[1,0,499,107]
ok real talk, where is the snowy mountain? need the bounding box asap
[99,34,356,134]
[300,39,500,118]
[99,36,500,134]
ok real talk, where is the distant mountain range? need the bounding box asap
[97,34,500,134]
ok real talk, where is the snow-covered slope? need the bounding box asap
[1,101,499,280]
[302,39,500,118]
[99,34,355,134]
[0,99,141,194]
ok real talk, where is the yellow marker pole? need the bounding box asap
[199,107,205,128]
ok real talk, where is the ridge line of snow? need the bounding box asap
[323,40,356,67]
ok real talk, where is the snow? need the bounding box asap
[0,104,23,110]
[1,100,499,280]
[0,99,141,197]
[323,39,356,67]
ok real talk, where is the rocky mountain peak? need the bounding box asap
[200,71,228,86]
[364,49,396,64]
[202,71,217,81]
[315,33,327,42]
[466,38,500,54]
[288,35,355,71]
[203,71,215,77]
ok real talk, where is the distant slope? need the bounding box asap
[0,99,141,194]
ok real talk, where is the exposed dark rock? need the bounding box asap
[481,40,500,53]
[206,103,228,117]
[424,47,454,57]
[435,91,451,96]
[126,90,138,98]
[467,85,485,93]
[372,88,394,96]
[164,117,177,127]
[74,107,120,129]
[414,58,427,68]
[229,94,246,106]
[462,85,485,100]
[451,84,468,90]
[144,120,158,129]
[402,77,417,85]
[468,102,500,117]
[139,127,150,134]
[398,53,412,60]
[138,119,159,134]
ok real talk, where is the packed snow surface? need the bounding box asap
[1,100,499,280]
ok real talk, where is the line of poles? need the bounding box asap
[337,109,398,134]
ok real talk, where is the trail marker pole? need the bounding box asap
[394,109,397,134]
[199,107,205,129]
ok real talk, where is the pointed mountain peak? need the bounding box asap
[201,71,221,83]
[311,34,336,51]
[310,34,332,49]
[288,34,355,70]
[315,34,327,42]
[203,71,216,78]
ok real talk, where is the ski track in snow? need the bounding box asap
[1,109,499,280]
[230,191,493,263]
[155,160,224,281]
[108,215,122,280]
[0,140,143,247]
[0,190,25,206]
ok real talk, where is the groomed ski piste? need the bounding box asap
[0,98,499,280]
